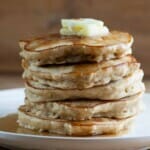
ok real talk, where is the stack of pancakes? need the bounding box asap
[18,31,145,136]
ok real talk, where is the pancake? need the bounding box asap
[19,31,133,65]
[25,92,143,121]
[25,69,145,102]
[18,106,135,136]
[23,56,140,89]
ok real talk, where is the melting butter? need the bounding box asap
[60,18,109,37]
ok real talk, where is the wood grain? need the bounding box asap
[0,0,149,76]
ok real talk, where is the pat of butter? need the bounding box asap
[60,18,109,37]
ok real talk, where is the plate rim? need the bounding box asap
[0,130,150,140]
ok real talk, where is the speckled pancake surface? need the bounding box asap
[18,105,135,136]
[19,31,133,65]
[23,56,140,89]
[24,92,143,121]
[25,70,145,102]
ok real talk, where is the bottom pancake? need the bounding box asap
[18,106,135,136]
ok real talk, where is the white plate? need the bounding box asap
[0,88,150,150]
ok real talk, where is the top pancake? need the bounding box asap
[19,31,133,65]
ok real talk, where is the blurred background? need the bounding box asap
[0,0,150,90]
